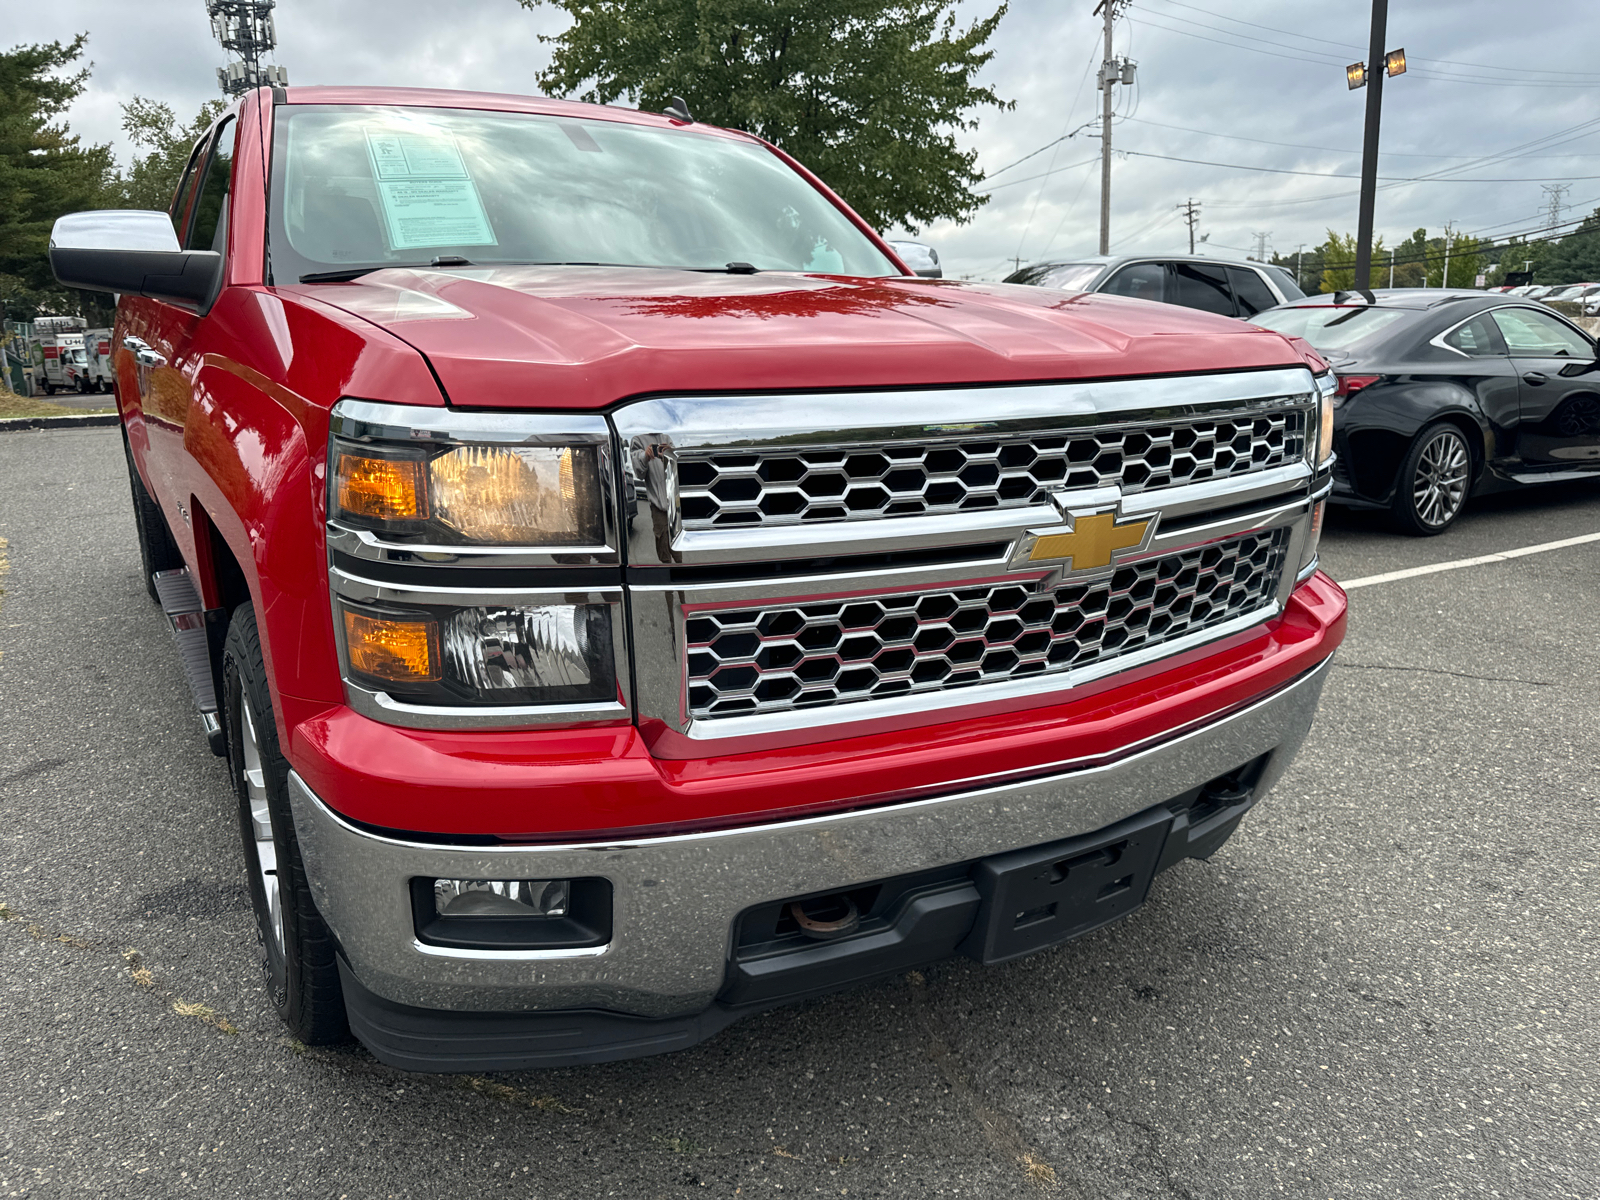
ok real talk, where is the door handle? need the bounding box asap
[1522,371,1549,385]
[122,335,166,368]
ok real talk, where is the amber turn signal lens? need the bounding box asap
[336,453,427,522]
[343,610,441,683]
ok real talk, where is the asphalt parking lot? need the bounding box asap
[2,426,1596,1199]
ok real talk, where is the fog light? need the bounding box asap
[433,879,570,918]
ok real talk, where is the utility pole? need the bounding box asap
[1295,244,1304,290]
[1094,0,1133,255]
[1177,199,1201,254]
[1440,222,1454,288]
[1251,231,1271,261]
[1389,248,1395,288]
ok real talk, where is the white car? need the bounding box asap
[1004,254,1306,319]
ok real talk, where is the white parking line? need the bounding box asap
[1339,531,1600,590]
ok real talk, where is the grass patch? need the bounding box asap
[172,998,239,1035]
[122,948,155,988]
[651,1134,704,1155]
[0,391,109,419]
[459,1075,581,1114]
[0,900,16,921]
[1021,1153,1058,1189]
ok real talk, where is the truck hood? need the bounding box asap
[285,266,1310,409]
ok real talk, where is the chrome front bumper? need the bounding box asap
[289,655,1333,1018]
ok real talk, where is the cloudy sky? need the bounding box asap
[13,0,1600,280]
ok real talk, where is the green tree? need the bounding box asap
[1388,227,1429,288]
[1541,207,1600,283]
[1428,231,1483,289]
[0,36,118,321]
[520,0,1011,232]
[1315,230,1385,293]
[119,94,228,212]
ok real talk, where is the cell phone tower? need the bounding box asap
[208,0,289,96]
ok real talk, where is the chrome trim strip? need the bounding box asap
[411,938,611,963]
[331,399,611,445]
[331,567,621,608]
[614,369,1316,567]
[287,655,1333,1014]
[611,368,1317,450]
[347,683,630,730]
[326,523,621,569]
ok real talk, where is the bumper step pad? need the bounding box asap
[152,568,226,755]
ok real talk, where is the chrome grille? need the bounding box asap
[685,529,1292,719]
[677,412,1306,529]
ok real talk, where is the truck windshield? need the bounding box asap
[270,105,897,281]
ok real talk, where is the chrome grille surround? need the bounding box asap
[616,367,1326,745]
[684,529,1291,718]
[677,412,1306,529]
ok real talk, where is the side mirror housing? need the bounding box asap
[49,210,223,313]
[1557,358,1600,378]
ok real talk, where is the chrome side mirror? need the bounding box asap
[49,210,223,312]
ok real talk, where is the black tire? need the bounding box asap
[43,382,54,395]
[125,440,184,602]
[224,603,349,1044]
[1391,421,1472,536]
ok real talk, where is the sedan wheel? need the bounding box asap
[1393,422,1471,536]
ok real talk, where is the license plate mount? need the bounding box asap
[960,808,1173,965]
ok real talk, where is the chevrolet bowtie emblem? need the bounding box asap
[1011,489,1158,576]
[1029,511,1152,569]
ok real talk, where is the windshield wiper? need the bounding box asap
[298,256,475,283]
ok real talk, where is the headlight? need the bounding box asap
[1312,373,1337,466]
[340,599,617,706]
[333,440,604,545]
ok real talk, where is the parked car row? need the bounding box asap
[1002,256,1600,536]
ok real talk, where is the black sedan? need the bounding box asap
[1251,291,1600,534]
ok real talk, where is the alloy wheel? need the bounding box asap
[240,698,285,958]
[1411,429,1469,528]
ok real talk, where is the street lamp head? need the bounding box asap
[1346,61,1367,90]
[1385,48,1406,77]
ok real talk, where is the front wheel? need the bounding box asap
[224,604,348,1044]
[1392,421,1472,536]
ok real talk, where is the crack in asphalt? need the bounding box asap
[905,971,1064,1193]
[1333,662,1555,687]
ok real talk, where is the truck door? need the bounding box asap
[1489,306,1600,469]
[132,119,235,545]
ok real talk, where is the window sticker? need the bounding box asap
[364,128,497,250]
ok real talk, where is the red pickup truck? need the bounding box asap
[51,86,1345,1071]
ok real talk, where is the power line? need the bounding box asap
[1119,147,1600,185]
[979,156,1101,194]
[1129,11,1600,88]
[1119,116,1600,163]
[1145,0,1600,81]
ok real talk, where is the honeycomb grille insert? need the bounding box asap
[676,412,1306,529]
[684,529,1291,719]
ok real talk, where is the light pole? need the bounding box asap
[1346,5,1406,295]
